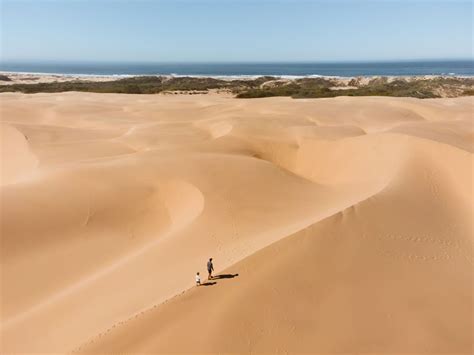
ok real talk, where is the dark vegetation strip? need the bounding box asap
[0,75,472,99]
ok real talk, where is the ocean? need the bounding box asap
[0,60,473,77]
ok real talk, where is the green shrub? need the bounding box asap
[0,75,472,99]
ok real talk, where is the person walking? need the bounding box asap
[195,272,201,286]
[207,258,214,279]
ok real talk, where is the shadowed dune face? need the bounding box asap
[0,93,472,353]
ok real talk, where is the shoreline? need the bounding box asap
[1,70,473,82]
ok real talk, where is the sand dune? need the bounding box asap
[0,124,38,185]
[0,92,472,353]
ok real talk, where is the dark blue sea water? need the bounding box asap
[0,60,472,77]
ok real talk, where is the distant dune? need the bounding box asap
[0,93,472,353]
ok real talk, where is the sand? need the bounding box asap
[0,72,121,85]
[0,92,472,353]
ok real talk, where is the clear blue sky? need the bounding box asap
[1,0,472,62]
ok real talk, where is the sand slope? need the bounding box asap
[0,93,472,353]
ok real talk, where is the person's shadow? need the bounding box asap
[199,274,238,287]
[200,281,217,286]
[212,273,239,280]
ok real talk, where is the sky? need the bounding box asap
[0,0,472,63]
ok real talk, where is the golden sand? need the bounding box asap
[0,92,472,353]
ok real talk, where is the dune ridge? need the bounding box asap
[0,93,472,353]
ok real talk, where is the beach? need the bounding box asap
[0,92,473,353]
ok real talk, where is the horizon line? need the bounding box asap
[1,58,473,65]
